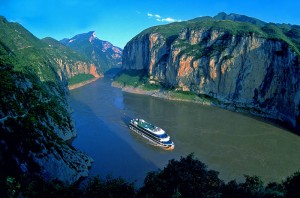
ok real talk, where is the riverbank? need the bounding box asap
[111,81,298,133]
[112,81,270,116]
[71,78,300,185]
[111,81,213,105]
[68,77,100,90]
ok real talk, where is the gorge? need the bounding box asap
[0,17,114,184]
[121,13,300,133]
[1,11,300,197]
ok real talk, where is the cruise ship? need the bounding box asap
[129,118,175,150]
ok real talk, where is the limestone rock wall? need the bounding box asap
[122,28,300,131]
[55,59,101,80]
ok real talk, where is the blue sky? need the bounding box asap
[1,0,300,48]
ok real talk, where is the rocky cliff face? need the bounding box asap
[61,31,122,73]
[55,59,100,79]
[0,16,93,184]
[42,37,101,80]
[122,14,300,132]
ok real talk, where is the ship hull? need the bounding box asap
[129,123,174,150]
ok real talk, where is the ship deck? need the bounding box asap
[137,120,155,131]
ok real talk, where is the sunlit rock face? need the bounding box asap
[122,19,300,132]
[42,37,101,79]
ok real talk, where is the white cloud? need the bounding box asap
[147,12,181,23]
[162,17,176,22]
[154,14,161,18]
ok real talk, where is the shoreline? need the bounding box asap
[111,81,298,133]
[68,77,100,90]
[111,81,212,105]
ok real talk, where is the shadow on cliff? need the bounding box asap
[104,68,121,78]
[207,39,300,135]
[68,83,158,187]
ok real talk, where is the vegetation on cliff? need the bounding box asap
[68,74,95,86]
[114,70,221,104]
[60,31,122,73]
[122,12,300,132]
[1,154,299,197]
[0,16,100,86]
[42,37,91,66]
[134,13,300,55]
[1,16,92,185]
[114,69,162,90]
[0,16,58,82]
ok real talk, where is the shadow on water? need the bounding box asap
[104,68,121,78]
[70,77,300,186]
[69,79,158,187]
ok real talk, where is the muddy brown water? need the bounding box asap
[70,78,300,186]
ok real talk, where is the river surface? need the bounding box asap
[70,78,300,186]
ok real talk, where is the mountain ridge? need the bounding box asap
[60,31,122,73]
[0,16,93,184]
[130,12,300,55]
[41,36,101,82]
[121,12,300,132]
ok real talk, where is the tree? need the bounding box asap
[83,175,136,198]
[138,153,224,198]
[284,171,300,198]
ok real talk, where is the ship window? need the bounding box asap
[156,133,168,138]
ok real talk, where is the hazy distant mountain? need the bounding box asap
[61,31,122,73]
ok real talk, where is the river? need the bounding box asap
[70,78,300,186]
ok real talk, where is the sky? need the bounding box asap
[1,0,300,48]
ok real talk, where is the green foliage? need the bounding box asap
[134,15,300,56]
[213,12,267,27]
[142,83,162,90]
[0,16,61,82]
[170,90,198,101]
[114,69,148,87]
[21,178,82,198]
[264,182,285,197]
[222,175,265,197]
[68,74,95,85]
[60,31,122,73]
[136,22,187,40]
[0,175,135,198]
[283,171,300,198]
[168,90,221,104]
[0,17,97,85]
[174,38,228,59]
[261,24,300,54]
[5,176,21,197]
[0,65,74,176]
[114,69,163,90]
[84,176,136,198]
[114,70,222,104]
[42,37,91,64]
[1,154,300,197]
[138,154,224,198]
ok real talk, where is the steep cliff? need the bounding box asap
[122,13,300,132]
[61,31,122,73]
[0,16,92,184]
[42,37,101,82]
